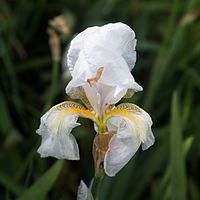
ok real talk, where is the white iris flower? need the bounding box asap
[36,22,155,177]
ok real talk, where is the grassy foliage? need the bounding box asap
[0,0,200,199]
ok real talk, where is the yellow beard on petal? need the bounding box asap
[50,101,96,121]
[105,104,147,142]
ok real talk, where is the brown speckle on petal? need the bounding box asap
[87,67,104,87]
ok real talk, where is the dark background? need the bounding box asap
[0,0,200,199]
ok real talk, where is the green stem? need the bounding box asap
[91,169,104,200]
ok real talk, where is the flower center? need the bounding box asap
[96,115,107,134]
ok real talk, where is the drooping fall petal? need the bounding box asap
[104,103,154,176]
[36,101,95,160]
[104,117,141,176]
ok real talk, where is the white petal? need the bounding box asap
[65,23,142,111]
[82,23,142,91]
[104,104,155,176]
[66,51,142,113]
[141,127,155,150]
[136,107,155,150]
[104,117,141,176]
[77,180,93,200]
[67,23,137,72]
[67,27,99,73]
[82,83,129,115]
[36,103,82,160]
[107,103,155,148]
[106,115,123,131]
[133,106,155,149]
[83,23,137,71]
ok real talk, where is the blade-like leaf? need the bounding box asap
[17,160,64,200]
[0,170,22,195]
[170,92,187,200]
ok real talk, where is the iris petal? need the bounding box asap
[104,103,154,176]
[65,23,142,114]
[36,101,95,160]
[104,117,141,176]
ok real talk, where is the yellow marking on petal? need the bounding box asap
[87,67,104,87]
[106,103,141,120]
[67,108,95,119]
[115,103,141,113]
[50,101,96,121]
[105,103,146,142]
[106,109,134,120]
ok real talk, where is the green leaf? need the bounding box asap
[0,170,23,195]
[170,92,187,200]
[127,140,168,200]
[0,91,15,136]
[17,160,64,200]
[188,179,200,200]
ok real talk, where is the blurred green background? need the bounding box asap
[0,0,200,199]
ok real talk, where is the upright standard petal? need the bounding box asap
[36,101,95,160]
[104,103,154,176]
[66,26,99,73]
[66,23,136,72]
[65,23,142,114]
[83,22,137,71]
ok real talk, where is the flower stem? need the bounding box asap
[91,168,104,200]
